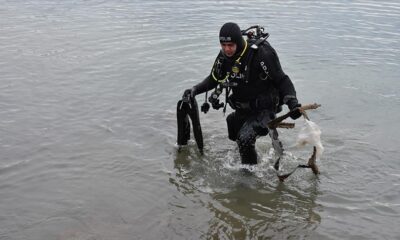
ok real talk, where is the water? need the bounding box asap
[1,0,399,239]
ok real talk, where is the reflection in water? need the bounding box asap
[171,148,321,239]
[2,0,399,238]
[206,184,321,239]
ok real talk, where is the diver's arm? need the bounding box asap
[183,53,222,98]
[259,44,301,119]
[182,75,216,99]
[259,45,298,106]
[193,75,218,95]
[193,52,226,96]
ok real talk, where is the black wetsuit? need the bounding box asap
[194,39,298,164]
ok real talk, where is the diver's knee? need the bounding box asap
[237,129,256,148]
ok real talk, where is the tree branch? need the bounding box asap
[267,103,321,129]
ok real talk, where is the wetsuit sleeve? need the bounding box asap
[258,45,297,104]
[192,53,223,95]
[193,75,218,95]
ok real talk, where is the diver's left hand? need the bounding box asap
[182,87,197,100]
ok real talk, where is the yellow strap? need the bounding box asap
[235,39,248,63]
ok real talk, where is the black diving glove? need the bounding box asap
[287,99,302,120]
[182,87,197,101]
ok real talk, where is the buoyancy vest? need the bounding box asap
[209,38,282,112]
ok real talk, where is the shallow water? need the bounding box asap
[1,0,399,239]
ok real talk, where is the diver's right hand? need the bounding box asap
[287,99,302,120]
[182,87,197,100]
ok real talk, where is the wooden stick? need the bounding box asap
[307,146,320,175]
[276,122,295,129]
[267,103,321,129]
[277,146,320,182]
[299,103,321,112]
[271,103,321,182]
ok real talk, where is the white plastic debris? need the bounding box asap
[296,119,324,160]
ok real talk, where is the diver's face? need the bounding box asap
[220,42,237,57]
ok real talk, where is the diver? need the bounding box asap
[181,22,302,164]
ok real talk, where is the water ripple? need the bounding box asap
[1,0,400,239]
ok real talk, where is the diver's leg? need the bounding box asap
[226,111,247,141]
[236,116,259,165]
[236,110,273,165]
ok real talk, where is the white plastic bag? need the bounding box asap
[296,119,324,160]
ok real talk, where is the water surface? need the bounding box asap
[1,0,399,239]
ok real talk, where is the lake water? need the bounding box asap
[1,0,399,239]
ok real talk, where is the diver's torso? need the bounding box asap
[216,41,274,102]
